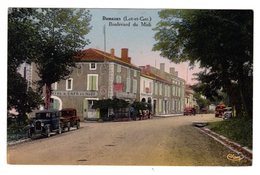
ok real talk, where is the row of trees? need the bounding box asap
[8,8,92,120]
[153,10,253,118]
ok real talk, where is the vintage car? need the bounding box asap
[28,109,62,138]
[183,107,196,116]
[215,104,226,117]
[60,108,80,131]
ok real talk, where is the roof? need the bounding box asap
[76,48,140,70]
[141,70,172,84]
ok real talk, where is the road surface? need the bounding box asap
[7,114,251,166]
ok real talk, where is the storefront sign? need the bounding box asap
[53,91,98,97]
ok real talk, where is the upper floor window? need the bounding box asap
[127,68,130,78]
[134,70,137,77]
[66,78,73,91]
[117,65,121,72]
[116,75,121,83]
[87,74,98,91]
[132,79,137,93]
[89,63,97,70]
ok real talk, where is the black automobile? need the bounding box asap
[28,109,62,138]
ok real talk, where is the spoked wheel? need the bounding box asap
[57,124,62,134]
[67,122,71,131]
[45,126,51,137]
[76,121,80,129]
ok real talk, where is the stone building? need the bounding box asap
[49,48,140,120]
[184,84,197,109]
[139,64,185,115]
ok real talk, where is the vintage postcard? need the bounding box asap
[6,6,253,173]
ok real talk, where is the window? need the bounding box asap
[134,70,137,77]
[87,74,98,91]
[89,63,97,70]
[116,75,121,83]
[133,79,137,93]
[127,68,130,77]
[149,82,152,93]
[154,82,158,95]
[66,78,73,91]
[117,65,121,72]
[126,77,131,92]
[159,83,162,95]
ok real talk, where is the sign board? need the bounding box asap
[52,91,98,97]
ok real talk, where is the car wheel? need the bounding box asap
[57,124,62,134]
[76,121,80,129]
[67,122,71,131]
[45,126,51,137]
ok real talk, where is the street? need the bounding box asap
[7,114,251,166]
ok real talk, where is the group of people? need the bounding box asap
[129,106,152,121]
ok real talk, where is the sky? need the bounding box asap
[86,9,200,85]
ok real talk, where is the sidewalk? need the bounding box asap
[154,113,183,118]
[197,126,252,162]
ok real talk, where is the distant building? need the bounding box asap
[139,64,185,115]
[184,85,197,108]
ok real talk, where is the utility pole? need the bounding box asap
[186,63,189,84]
[103,24,106,52]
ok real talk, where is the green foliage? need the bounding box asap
[208,118,252,149]
[34,8,92,87]
[153,10,253,118]
[8,8,40,67]
[8,8,44,117]
[193,92,210,110]
[92,98,129,110]
[131,101,150,111]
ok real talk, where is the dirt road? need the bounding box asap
[7,114,251,165]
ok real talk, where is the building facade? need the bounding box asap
[139,64,185,115]
[25,47,187,119]
[184,85,197,108]
[49,48,140,120]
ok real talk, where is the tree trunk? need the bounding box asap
[44,83,52,110]
[238,72,253,119]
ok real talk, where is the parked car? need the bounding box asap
[183,107,196,116]
[215,104,225,117]
[60,108,80,131]
[223,107,232,120]
[28,109,62,138]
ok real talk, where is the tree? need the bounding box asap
[153,10,253,118]
[34,8,92,109]
[8,8,43,120]
[92,98,129,121]
[193,92,210,111]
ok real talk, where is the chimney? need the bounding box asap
[160,63,165,72]
[110,48,115,57]
[170,67,175,74]
[121,48,128,59]
[146,65,151,72]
